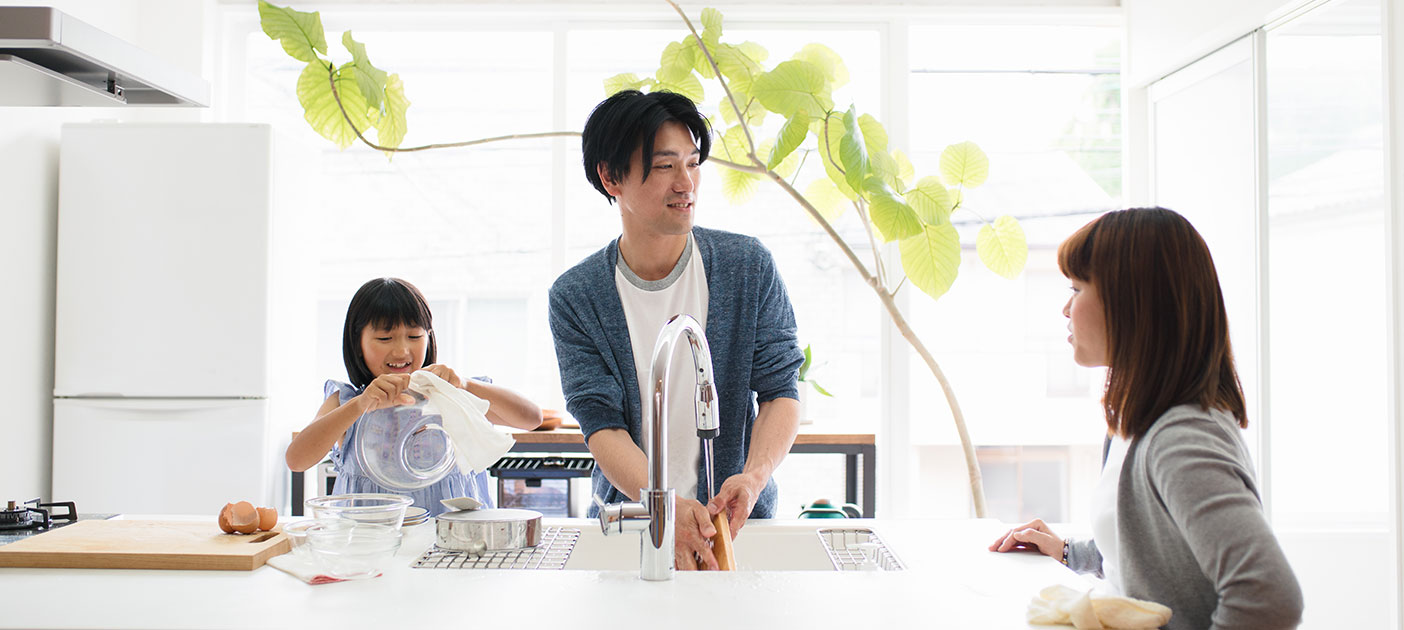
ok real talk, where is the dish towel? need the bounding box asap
[1026,584,1173,629]
[408,371,515,475]
[265,552,379,585]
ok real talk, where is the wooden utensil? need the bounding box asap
[709,511,736,571]
[0,520,289,571]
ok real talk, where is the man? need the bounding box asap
[548,90,803,570]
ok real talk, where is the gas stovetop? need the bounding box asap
[0,499,111,547]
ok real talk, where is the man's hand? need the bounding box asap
[674,497,718,571]
[707,471,765,539]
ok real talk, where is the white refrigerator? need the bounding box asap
[52,122,315,514]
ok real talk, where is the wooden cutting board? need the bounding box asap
[0,520,289,571]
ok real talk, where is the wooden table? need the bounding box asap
[292,427,877,517]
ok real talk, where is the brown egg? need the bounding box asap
[217,503,236,534]
[230,501,260,534]
[256,507,278,531]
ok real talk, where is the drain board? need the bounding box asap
[818,528,905,571]
[412,527,580,570]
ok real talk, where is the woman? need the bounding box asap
[989,208,1303,630]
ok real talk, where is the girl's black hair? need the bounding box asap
[582,90,712,202]
[342,278,437,388]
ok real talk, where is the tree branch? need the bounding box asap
[326,62,580,153]
[666,0,756,157]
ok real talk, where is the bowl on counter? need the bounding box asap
[305,494,413,530]
[282,518,355,559]
[306,522,402,579]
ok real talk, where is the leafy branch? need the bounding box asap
[259,0,1031,517]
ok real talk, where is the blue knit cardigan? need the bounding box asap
[548,226,803,518]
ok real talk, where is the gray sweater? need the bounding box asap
[1066,405,1304,630]
[547,226,803,517]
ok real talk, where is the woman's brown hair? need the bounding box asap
[1057,207,1246,438]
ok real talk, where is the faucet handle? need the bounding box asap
[595,494,649,536]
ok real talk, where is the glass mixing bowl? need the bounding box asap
[305,494,413,530]
[352,391,457,490]
[307,522,402,579]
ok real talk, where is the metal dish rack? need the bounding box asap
[817,528,905,571]
[412,526,580,570]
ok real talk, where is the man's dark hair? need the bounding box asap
[581,90,712,203]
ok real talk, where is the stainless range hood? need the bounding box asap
[0,6,209,107]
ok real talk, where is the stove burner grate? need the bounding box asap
[0,499,77,531]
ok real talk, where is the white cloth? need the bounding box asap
[615,234,708,500]
[1026,584,1173,629]
[407,371,514,476]
[1091,434,1131,595]
[266,551,377,584]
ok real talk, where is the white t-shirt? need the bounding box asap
[615,234,709,501]
[1091,433,1132,595]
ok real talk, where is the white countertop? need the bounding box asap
[0,517,1084,629]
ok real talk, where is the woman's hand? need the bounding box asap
[988,518,1063,559]
[355,373,413,411]
[675,497,719,571]
[422,364,464,388]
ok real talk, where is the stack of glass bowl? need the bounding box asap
[298,493,412,579]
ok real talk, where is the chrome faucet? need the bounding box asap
[596,314,719,581]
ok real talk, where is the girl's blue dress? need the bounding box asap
[325,379,496,516]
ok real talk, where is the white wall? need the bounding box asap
[0,0,212,502]
[1124,0,1296,87]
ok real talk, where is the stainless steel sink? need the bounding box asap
[412,524,904,571]
[563,524,903,571]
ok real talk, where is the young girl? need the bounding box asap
[286,277,542,516]
[988,208,1302,630]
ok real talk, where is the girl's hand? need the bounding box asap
[422,364,464,389]
[357,373,414,411]
[988,518,1063,559]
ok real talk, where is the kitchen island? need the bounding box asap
[0,517,1083,629]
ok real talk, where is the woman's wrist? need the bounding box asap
[1059,539,1071,566]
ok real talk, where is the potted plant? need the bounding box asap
[796,344,832,425]
[257,0,1027,517]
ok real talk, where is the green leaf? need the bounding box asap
[296,61,372,150]
[758,138,801,179]
[899,222,962,300]
[719,165,761,205]
[258,1,327,64]
[939,141,990,188]
[717,95,766,127]
[718,124,752,163]
[767,110,809,170]
[710,42,765,89]
[752,59,831,119]
[857,114,888,154]
[906,176,953,225]
[653,71,704,105]
[805,176,850,224]
[809,380,834,397]
[977,215,1028,279]
[893,149,915,190]
[792,43,848,89]
[700,7,723,46]
[603,73,655,97]
[839,107,869,194]
[342,31,388,113]
[659,40,697,83]
[866,177,923,242]
[799,344,813,379]
[815,112,857,200]
[373,73,409,152]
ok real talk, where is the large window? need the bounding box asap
[222,5,1120,520]
[903,23,1122,520]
